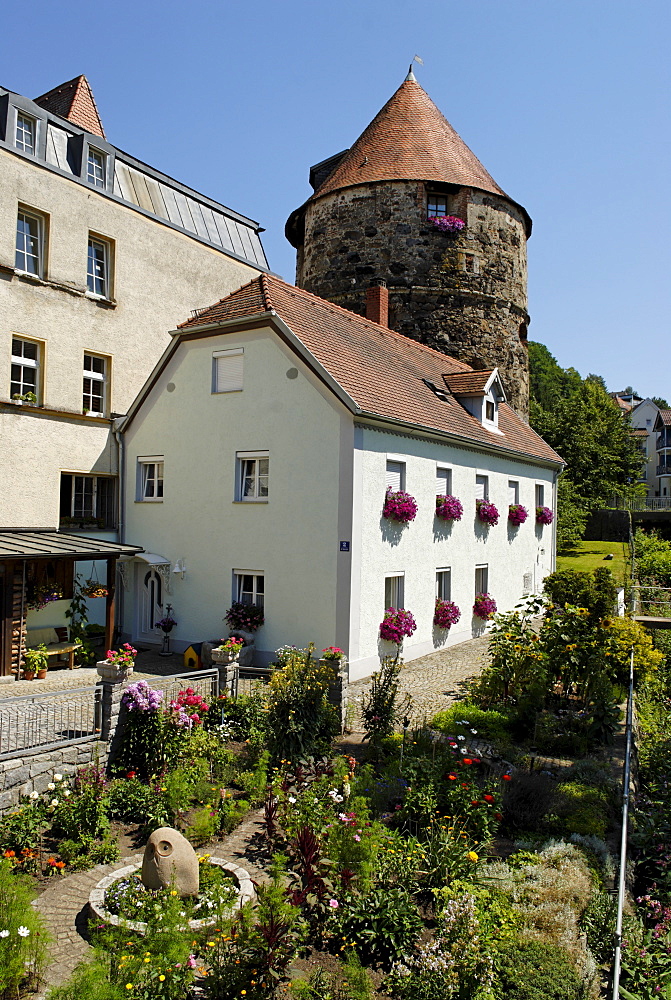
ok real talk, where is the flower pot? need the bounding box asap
[21,669,35,680]
[36,668,48,680]
[96,659,134,683]
[211,649,240,665]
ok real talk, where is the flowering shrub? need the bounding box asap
[434,599,461,630]
[379,608,417,644]
[106,642,137,669]
[476,500,499,526]
[436,494,463,522]
[473,593,497,620]
[224,601,264,632]
[321,646,345,660]
[265,645,340,762]
[536,505,554,525]
[122,680,163,713]
[168,688,210,727]
[383,488,418,524]
[430,215,465,233]
[508,504,528,526]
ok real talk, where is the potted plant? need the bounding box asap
[508,504,528,527]
[379,607,417,646]
[11,391,37,406]
[430,215,465,233]
[224,602,265,633]
[436,494,463,522]
[476,499,499,526]
[536,506,554,525]
[22,644,49,680]
[155,604,178,656]
[473,593,497,620]
[434,599,461,630]
[211,636,244,665]
[96,642,137,682]
[382,488,418,524]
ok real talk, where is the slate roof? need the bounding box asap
[178,275,561,466]
[34,75,105,138]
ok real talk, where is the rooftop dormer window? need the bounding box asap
[15,113,35,154]
[486,400,495,422]
[87,147,106,188]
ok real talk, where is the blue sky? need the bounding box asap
[3,0,670,400]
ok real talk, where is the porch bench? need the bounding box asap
[26,627,78,670]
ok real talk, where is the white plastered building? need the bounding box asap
[121,275,562,681]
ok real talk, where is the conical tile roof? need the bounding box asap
[313,77,507,200]
[34,75,105,138]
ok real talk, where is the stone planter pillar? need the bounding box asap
[211,649,240,697]
[96,661,134,745]
[319,658,349,734]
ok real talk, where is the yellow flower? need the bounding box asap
[170,890,177,896]
[467,851,479,862]
[144,957,150,963]
[159,975,165,981]
[125,987,133,992]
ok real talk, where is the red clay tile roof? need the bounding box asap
[313,78,507,202]
[34,75,105,138]
[659,410,671,427]
[630,428,650,437]
[178,275,561,465]
[443,370,496,396]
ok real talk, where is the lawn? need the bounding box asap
[557,539,630,586]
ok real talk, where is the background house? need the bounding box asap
[120,275,561,680]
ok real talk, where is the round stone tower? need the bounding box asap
[286,70,532,417]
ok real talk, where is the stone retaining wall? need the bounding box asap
[0,740,109,811]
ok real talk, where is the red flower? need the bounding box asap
[448,773,457,781]
[461,782,470,789]
[127,771,136,779]
[472,758,481,763]
[494,813,502,820]
[471,800,480,806]
[484,794,494,803]
[463,758,472,765]
[502,774,512,781]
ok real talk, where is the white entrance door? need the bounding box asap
[137,567,163,643]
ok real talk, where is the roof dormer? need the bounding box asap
[442,368,506,433]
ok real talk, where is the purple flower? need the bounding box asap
[476,500,499,526]
[380,608,417,644]
[473,593,497,620]
[436,494,463,522]
[508,504,528,526]
[430,215,465,233]
[434,600,461,630]
[536,505,554,525]
[383,489,418,524]
[121,680,164,713]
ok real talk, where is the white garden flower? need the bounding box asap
[17,926,30,937]
[47,783,55,791]
[54,774,63,782]
[457,735,465,741]
[471,729,478,735]
[50,798,59,807]
[288,796,296,804]
[29,791,39,800]
[63,790,71,798]
[0,930,9,938]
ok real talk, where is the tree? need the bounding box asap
[652,397,670,409]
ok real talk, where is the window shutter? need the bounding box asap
[475,475,488,501]
[436,467,451,495]
[213,350,244,392]
[386,461,403,492]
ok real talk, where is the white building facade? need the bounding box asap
[120,276,561,681]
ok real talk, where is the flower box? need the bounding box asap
[430,215,465,233]
[96,659,133,683]
[508,504,528,526]
[476,500,499,526]
[211,648,240,665]
[382,488,418,524]
[473,593,497,620]
[536,506,554,525]
[379,608,417,644]
[434,599,461,630]
[436,494,463,522]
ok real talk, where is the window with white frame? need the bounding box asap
[485,399,495,421]
[213,349,244,393]
[59,473,116,527]
[535,484,545,508]
[83,354,107,414]
[508,480,519,505]
[436,568,451,601]
[10,337,40,400]
[475,565,488,595]
[137,457,164,501]
[235,571,264,609]
[237,452,269,500]
[436,466,452,496]
[386,459,405,492]
[427,193,448,218]
[15,113,35,154]
[87,148,106,187]
[87,236,109,297]
[475,474,489,501]
[15,208,44,276]
[384,574,404,609]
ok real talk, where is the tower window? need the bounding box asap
[464,254,478,274]
[427,194,448,219]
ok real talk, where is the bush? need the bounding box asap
[265,646,340,763]
[330,885,422,969]
[361,657,411,744]
[496,939,586,999]
[543,567,617,620]
[554,781,611,838]
[431,704,511,744]
[502,773,557,832]
[0,860,47,998]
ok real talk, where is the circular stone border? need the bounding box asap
[89,858,255,933]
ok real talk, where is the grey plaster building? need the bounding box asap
[286,70,531,417]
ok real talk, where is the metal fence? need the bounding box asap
[611,496,671,511]
[142,668,219,706]
[0,686,102,760]
[631,585,671,617]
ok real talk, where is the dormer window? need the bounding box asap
[87,148,106,188]
[486,400,495,422]
[16,113,36,154]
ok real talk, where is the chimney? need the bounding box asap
[366,279,388,327]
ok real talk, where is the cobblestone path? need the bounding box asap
[348,634,490,728]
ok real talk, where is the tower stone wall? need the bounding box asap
[295,178,530,416]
